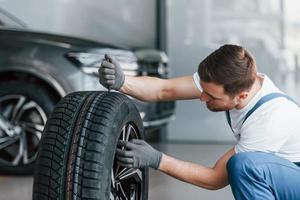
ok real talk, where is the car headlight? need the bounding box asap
[65,51,139,76]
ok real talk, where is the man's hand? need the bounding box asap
[98,54,125,90]
[116,139,163,169]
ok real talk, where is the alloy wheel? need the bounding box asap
[0,94,47,166]
[110,123,144,200]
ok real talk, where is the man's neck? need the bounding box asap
[236,76,263,109]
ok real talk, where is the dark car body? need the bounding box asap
[0,25,175,173]
[0,28,175,129]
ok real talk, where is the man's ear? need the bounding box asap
[236,91,249,102]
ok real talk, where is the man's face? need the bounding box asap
[199,80,238,112]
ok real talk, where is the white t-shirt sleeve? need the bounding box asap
[193,72,203,92]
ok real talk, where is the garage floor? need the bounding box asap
[0,143,234,200]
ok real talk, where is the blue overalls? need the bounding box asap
[225,93,300,200]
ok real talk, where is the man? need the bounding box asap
[99,44,300,200]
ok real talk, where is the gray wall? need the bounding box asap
[0,0,156,48]
[166,0,300,142]
[166,0,233,142]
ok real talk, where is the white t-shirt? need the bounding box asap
[193,72,300,162]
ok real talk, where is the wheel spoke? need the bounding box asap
[2,104,13,119]
[130,186,136,200]
[110,192,115,200]
[117,168,142,184]
[125,125,132,141]
[117,182,128,200]
[22,131,29,164]
[13,100,38,123]
[0,137,18,150]
[12,137,23,166]
[111,170,116,188]
[21,122,44,139]
[121,126,126,141]
[0,136,12,144]
[12,130,30,165]
[0,114,15,136]
[11,96,26,123]
[114,163,121,179]
[115,167,127,179]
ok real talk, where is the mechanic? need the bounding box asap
[99,44,300,200]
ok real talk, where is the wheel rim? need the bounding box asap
[111,122,144,200]
[0,94,47,166]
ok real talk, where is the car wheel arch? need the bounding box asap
[0,69,63,103]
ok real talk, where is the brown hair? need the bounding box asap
[198,44,257,96]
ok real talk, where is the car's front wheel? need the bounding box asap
[0,81,55,174]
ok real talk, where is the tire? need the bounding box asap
[0,81,55,175]
[33,91,149,200]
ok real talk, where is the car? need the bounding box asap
[0,12,175,174]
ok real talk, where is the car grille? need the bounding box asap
[137,62,169,78]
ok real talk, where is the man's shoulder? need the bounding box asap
[242,99,300,133]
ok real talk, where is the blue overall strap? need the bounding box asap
[225,110,233,132]
[226,92,299,132]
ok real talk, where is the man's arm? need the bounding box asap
[120,75,202,102]
[99,54,201,102]
[116,139,235,190]
[158,147,235,190]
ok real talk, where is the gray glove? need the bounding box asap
[98,54,125,90]
[116,139,163,169]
